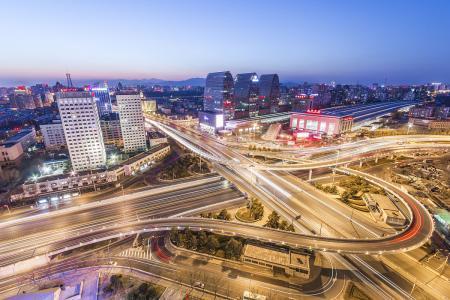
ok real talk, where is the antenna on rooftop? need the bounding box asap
[66,73,73,88]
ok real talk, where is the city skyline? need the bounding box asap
[1,0,450,86]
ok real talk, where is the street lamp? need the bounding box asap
[407,123,413,135]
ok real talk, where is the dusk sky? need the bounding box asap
[1,0,450,86]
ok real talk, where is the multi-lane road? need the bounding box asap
[0,178,244,268]
[1,115,447,298]
[149,119,435,254]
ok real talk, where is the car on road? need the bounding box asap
[193,281,204,289]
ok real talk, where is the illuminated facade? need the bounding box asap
[234,73,259,118]
[258,74,280,114]
[57,92,107,171]
[290,110,353,137]
[40,121,66,150]
[117,92,147,153]
[198,111,224,133]
[92,87,112,116]
[203,71,234,120]
[100,113,122,145]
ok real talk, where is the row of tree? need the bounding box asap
[313,183,338,194]
[200,209,231,221]
[264,211,295,232]
[170,227,244,260]
[246,198,264,220]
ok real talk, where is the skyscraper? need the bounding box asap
[57,91,106,171]
[203,71,234,120]
[258,74,280,114]
[116,92,147,153]
[92,86,112,116]
[234,73,259,118]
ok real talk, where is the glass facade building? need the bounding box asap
[203,71,234,120]
[234,73,259,118]
[92,87,112,116]
[259,74,280,114]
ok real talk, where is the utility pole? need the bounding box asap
[439,254,449,274]
[410,278,417,296]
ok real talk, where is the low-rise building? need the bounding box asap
[142,99,157,113]
[4,127,36,150]
[40,120,66,150]
[427,119,450,130]
[100,112,122,145]
[433,208,450,247]
[122,143,170,176]
[12,143,171,200]
[242,243,310,279]
[290,110,353,137]
[0,142,23,162]
[148,131,168,148]
[363,193,406,226]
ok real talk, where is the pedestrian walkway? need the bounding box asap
[118,247,151,260]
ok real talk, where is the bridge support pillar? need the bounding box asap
[359,160,363,168]
[308,169,313,181]
[375,156,379,164]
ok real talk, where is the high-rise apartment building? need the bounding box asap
[116,92,147,153]
[203,71,234,120]
[57,92,106,171]
[234,73,259,118]
[259,74,280,114]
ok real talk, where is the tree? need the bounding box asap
[286,224,295,232]
[198,231,208,249]
[190,235,198,250]
[185,228,194,249]
[110,275,123,293]
[279,220,288,230]
[207,235,220,253]
[170,227,179,245]
[264,211,280,229]
[252,199,264,218]
[225,238,243,259]
[341,191,351,204]
[217,209,231,221]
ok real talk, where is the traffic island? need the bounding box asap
[235,198,264,223]
[99,274,165,300]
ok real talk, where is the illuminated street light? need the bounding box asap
[407,123,413,135]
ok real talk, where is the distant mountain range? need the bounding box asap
[73,77,207,88]
[1,77,301,88]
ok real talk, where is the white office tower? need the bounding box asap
[57,92,106,172]
[116,92,147,153]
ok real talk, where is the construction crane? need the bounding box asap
[66,73,73,88]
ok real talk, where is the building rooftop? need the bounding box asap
[226,112,293,127]
[56,91,93,99]
[100,112,120,121]
[0,142,19,148]
[364,193,398,211]
[243,243,309,269]
[148,131,166,139]
[434,208,450,224]
[5,128,34,143]
[243,243,289,266]
[115,90,140,95]
[123,143,168,165]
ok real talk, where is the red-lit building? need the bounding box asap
[290,110,353,138]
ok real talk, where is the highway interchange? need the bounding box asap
[0,116,449,299]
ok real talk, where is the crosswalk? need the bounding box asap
[118,247,152,260]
